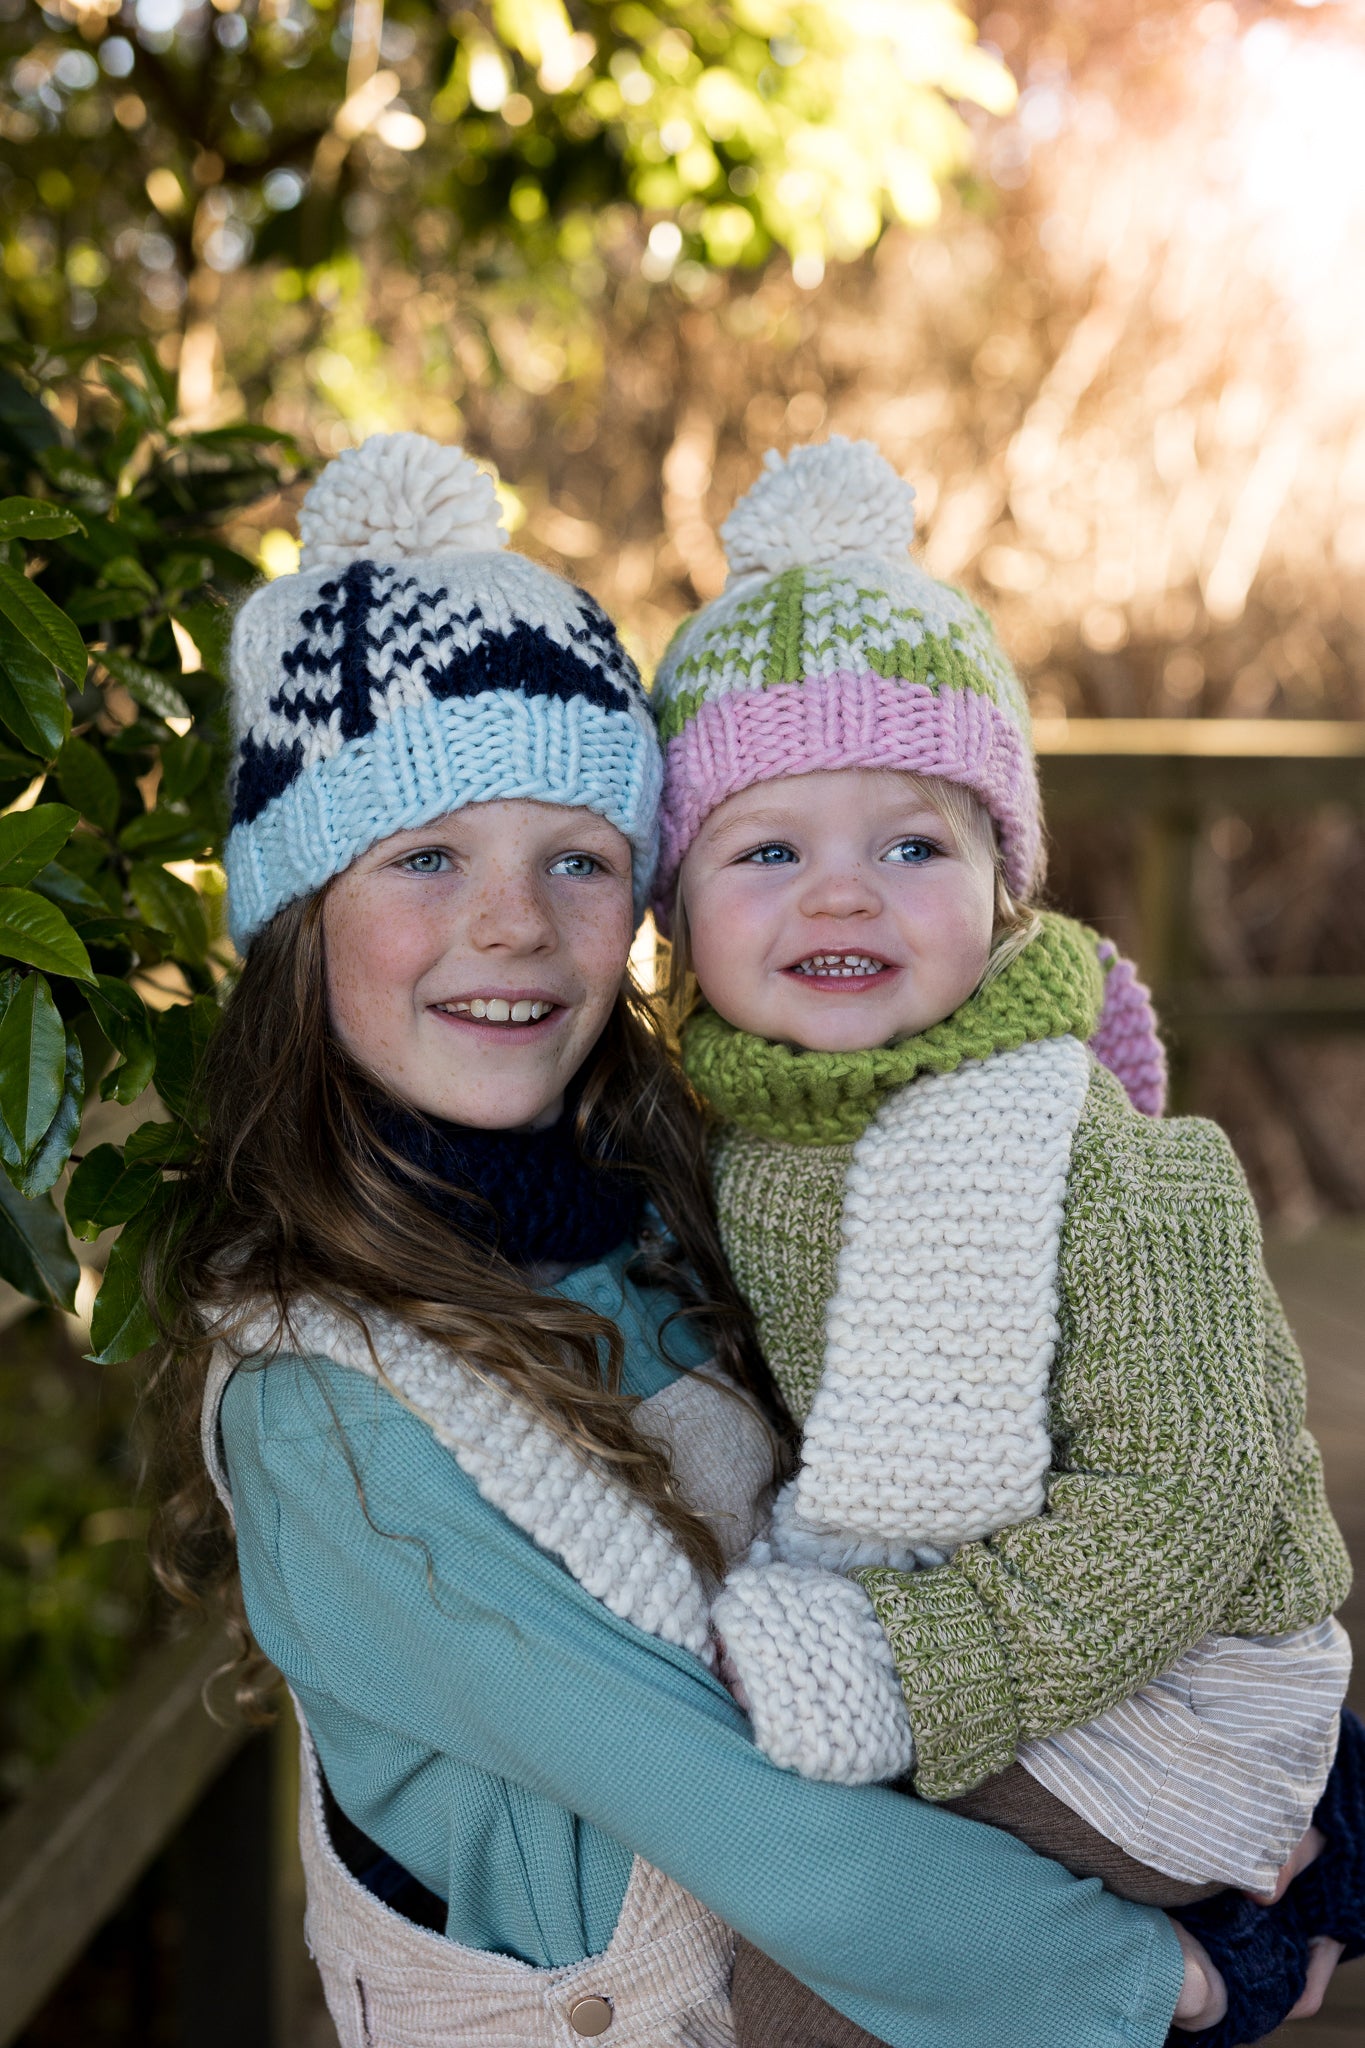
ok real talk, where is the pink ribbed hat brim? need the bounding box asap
[654,672,1041,925]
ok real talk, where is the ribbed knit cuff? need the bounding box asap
[713,1563,915,1785]
[226,689,661,945]
[854,1565,1019,1799]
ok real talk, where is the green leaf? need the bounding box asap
[57,735,121,835]
[0,497,85,542]
[134,336,178,417]
[158,734,212,803]
[128,862,207,965]
[98,554,160,595]
[58,510,132,571]
[0,558,88,684]
[123,1116,194,1166]
[100,360,161,431]
[66,1142,161,1241]
[110,497,157,542]
[0,744,43,786]
[88,974,155,1103]
[98,649,192,726]
[152,994,218,1125]
[194,539,261,587]
[0,970,66,1167]
[58,915,140,958]
[30,860,116,918]
[104,718,165,756]
[19,1024,84,1197]
[158,552,213,594]
[0,804,78,888]
[36,446,111,508]
[0,887,95,982]
[119,805,212,860]
[104,412,142,483]
[61,588,150,626]
[0,1175,79,1309]
[88,1193,166,1362]
[173,602,232,679]
[0,615,71,758]
[49,828,105,880]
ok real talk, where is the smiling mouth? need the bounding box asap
[433,998,559,1026]
[786,952,893,982]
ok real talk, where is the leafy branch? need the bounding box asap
[0,346,300,1359]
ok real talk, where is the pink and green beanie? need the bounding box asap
[651,438,1041,922]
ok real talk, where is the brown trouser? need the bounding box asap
[731,1763,1222,2048]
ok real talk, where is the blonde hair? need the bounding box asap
[665,772,1041,1024]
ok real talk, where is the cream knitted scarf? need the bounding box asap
[685,915,1105,1563]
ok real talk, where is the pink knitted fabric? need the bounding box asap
[1089,939,1167,1116]
[654,672,1041,926]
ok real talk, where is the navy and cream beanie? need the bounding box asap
[224,433,661,947]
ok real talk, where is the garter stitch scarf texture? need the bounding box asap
[680,910,1103,1145]
[374,1094,639,1269]
[651,438,1040,920]
[225,434,661,945]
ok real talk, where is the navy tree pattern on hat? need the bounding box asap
[224,434,661,947]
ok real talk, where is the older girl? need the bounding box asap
[155,434,1209,2047]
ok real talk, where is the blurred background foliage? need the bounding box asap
[0,0,1012,416]
[2,0,1365,1793]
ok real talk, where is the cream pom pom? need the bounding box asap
[720,436,917,580]
[297,432,507,569]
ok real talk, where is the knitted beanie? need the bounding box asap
[651,437,1040,923]
[224,432,661,947]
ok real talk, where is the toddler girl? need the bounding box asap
[653,440,1363,2047]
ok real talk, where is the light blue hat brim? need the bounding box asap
[226,688,663,948]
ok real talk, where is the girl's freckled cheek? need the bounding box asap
[324,882,437,1056]
[333,883,441,983]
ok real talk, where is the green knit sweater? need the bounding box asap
[685,918,1351,1800]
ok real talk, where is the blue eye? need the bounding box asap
[401,848,450,874]
[549,852,602,878]
[739,843,797,867]
[884,837,938,865]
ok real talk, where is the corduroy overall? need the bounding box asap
[203,1307,779,2047]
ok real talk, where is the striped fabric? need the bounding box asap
[1018,1618,1351,1892]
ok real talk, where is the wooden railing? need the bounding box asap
[1037,720,1365,1096]
[0,1627,296,2047]
[2,720,1364,2043]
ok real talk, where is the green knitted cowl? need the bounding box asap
[680,912,1104,1146]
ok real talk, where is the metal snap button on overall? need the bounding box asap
[568,1992,614,2035]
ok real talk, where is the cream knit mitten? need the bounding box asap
[712,1562,915,1784]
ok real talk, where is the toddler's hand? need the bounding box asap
[1245,1823,1324,1905]
[1170,1921,1228,2032]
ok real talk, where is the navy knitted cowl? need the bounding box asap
[374,1089,641,1269]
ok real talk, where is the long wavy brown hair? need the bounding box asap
[149,889,788,1703]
